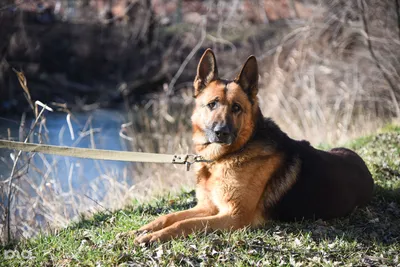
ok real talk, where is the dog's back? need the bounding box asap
[255,118,374,221]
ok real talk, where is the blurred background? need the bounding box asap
[0,0,399,242]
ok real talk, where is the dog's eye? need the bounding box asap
[232,103,242,113]
[207,101,217,110]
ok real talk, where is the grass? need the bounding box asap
[1,126,399,266]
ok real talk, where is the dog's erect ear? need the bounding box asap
[235,56,258,100]
[193,49,219,97]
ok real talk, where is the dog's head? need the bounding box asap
[191,49,260,160]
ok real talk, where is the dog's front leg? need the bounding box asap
[137,206,214,233]
[135,213,247,244]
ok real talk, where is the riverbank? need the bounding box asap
[2,125,399,266]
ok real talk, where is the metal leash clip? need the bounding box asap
[172,154,211,171]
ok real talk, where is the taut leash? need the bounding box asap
[0,140,210,171]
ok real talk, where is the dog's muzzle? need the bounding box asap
[206,123,234,145]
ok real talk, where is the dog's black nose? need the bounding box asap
[206,123,234,144]
[214,125,230,138]
[212,124,232,144]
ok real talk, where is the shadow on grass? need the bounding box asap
[274,184,400,246]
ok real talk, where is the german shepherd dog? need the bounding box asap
[134,49,374,244]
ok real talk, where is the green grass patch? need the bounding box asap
[2,128,400,266]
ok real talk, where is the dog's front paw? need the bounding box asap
[134,233,160,245]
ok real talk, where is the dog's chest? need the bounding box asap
[196,163,241,213]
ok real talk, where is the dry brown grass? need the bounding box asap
[122,93,195,201]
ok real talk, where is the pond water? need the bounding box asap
[0,108,131,201]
